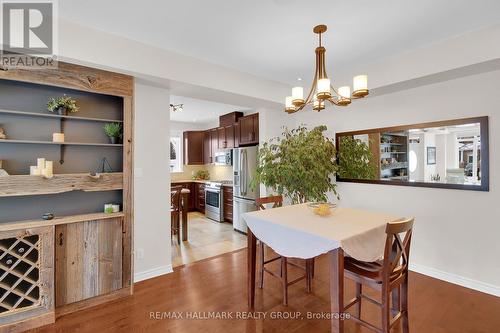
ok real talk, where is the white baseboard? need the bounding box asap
[410,263,500,297]
[134,264,173,283]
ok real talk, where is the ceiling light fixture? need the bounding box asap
[170,103,184,112]
[285,25,369,114]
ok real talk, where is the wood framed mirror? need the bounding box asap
[335,117,489,191]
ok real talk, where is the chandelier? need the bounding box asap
[285,25,369,114]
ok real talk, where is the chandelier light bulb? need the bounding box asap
[317,78,331,100]
[292,86,305,106]
[352,75,369,98]
[337,86,351,106]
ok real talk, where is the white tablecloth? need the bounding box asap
[243,204,400,262]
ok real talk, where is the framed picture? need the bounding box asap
[427,147,436,165]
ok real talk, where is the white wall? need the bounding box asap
[285,70,500,295]
[134,83,172,281]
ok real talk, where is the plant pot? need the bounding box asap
[109,136,118,144]
[56,107,68,115]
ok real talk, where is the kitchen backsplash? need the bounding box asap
[170,164,233,181]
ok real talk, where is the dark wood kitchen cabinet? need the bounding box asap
[210,128,218,157]
[219,111,243,127]
[238,113,259,146]
[217,125,236,149]
[223,186,233,222]
[195,182,206,213]
[183,131,204,165]
[203,130,211,164]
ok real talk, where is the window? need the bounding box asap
[170,136,182,172]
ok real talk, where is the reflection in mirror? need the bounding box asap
[336,117,488,191]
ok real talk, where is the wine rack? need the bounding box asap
[0,234,40,314]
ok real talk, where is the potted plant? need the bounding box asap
[337,136,377,180]
[103,122,122,144]
[47,95,79,115]
[252,125,339,204]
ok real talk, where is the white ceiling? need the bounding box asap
[170,95,250,124]
[60,0,500,86]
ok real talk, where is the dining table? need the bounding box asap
[243,203,401,333]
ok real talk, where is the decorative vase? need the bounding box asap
[56,107,67,115]
[109,136,118,144]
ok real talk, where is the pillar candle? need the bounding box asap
[32,167,41,176]
[30,166,39,175]
[45,161,53,177]
[37,158,45,170]
[52,133,65,143]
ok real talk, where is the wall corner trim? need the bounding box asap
[410,263,500,297]
[134,264,173,283]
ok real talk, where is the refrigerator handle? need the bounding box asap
[243,149,248,196]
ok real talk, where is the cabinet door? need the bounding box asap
[183,131,204,165]
[55,218,122,307]
[0,226,54,328]
[225,125,235,148]
[239,115,254,145]
[195,183,205,213]
[210,129,218,157]
[234,123,240,148]
[203,130,211,164]
[217,127,226,149]
[223,186,233,222]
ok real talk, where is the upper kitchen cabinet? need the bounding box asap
[183,131,205,165]
[217,125,236,149]
[203,130,211,164]
[210,128,219,157]
[219,111,243,127]
[238,113,259,146]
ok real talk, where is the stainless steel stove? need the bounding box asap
[205,182,224,222]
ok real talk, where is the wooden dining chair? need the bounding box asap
[171,186,183,245]
[342,217,414,333]
[256,195,315,306]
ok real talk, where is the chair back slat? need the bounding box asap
[255,195,283,210]
[171,186,183,211]
[382,217,414,282]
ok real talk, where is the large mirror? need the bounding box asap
[335,117,489,191]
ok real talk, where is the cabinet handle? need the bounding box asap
[59,232,64,246]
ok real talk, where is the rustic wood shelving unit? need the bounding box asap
[0,62,133,332]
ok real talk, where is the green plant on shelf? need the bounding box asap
[47,95,79,115]
[103,122,122,144]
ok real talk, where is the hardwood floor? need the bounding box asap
[172,212,246,267]
[28,248,500,333]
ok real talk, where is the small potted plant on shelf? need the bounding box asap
[47,95,79,115]
[103,122,122,144]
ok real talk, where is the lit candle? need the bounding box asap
[52,133,65,143]
[353,75,369,97]
[317,78,331,99]
[292,86,304,106]
[37,158,45,170]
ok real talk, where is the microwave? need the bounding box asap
[214,150,232,166]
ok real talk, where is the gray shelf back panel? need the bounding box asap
[0,190,123,223]
[0,79,124,223]
[0,79,123,174]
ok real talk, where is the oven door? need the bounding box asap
[205,188,222,222]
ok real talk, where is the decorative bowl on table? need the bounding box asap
[307,202,337,217]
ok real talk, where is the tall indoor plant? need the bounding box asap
[337,136,377,180]
[253,125,338,204]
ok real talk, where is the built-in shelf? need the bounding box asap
[0,109,123,123]
[0,139,122,147]
[0,172,123,197]
[0,212,125,232]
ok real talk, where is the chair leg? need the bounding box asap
[355,283,362,318]
[381,289,391,333]
[258,241,265,289]
[311,258,315,278]
[392,285,401,313]
[401,276,409,333]
[306,259,312,293]
[281,257,288,306]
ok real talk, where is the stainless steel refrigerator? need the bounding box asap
[233,146,259,233]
